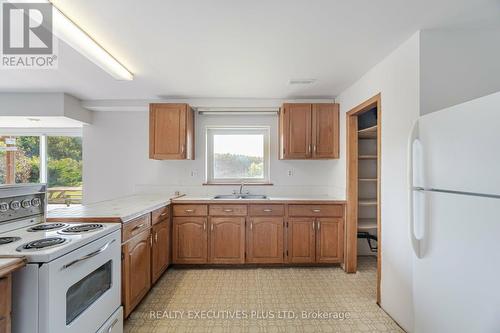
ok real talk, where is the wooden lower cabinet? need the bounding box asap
[316,218,344,263]
[246,217,284,263]
[209,217,245,264]
[0,276,11,333]
[172,217,208,264]
[122,229,151,318]
[287,218,316,263]
[151,219,170,283]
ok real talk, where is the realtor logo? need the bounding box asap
[1,2,57,68]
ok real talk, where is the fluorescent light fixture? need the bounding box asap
[47,1,133,80]
[289,79,316,85]
[196,107,279,116]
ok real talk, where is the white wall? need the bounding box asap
[420,26,500,115]
[336,32,420,331]
[0,92,92,125]
[83,110,345,204]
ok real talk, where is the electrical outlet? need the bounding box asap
[287,170,293,176]
[190,170,198,177]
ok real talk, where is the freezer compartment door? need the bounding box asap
[418,91,500,195]
[413,191,500,333]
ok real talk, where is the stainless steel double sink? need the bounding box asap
[213,194,268,200]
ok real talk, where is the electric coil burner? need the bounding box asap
[17,237,67,251]
[0,236,21,245]
[27,223,66,232]
[59,223,104,234]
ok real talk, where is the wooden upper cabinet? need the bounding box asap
[287,218,316,263]
[312,104,339,159]
[151,219,170,284]
[209,217,245,264]
[280,103,312,159]
[279,103,339,160]
[172,217,207,264]
[149,103,194,160]
[246,217,284,263]
[316,218,344,263]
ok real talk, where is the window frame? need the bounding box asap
[205,126,271,184]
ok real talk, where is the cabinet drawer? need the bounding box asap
[209,205,247,216]
[151,205,170,225]
[123,214,151,242]
[288,204,343,217]
[173,205,208,216]
[249,204,284,216]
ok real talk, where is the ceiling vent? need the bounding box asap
[288,79,316,85]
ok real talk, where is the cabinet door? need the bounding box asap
[246,217,284,263]
[280,104,312,159]
[312,103,339,159]
[287,218,316,263]
[172,217,208,264]
[151,219,170,284]
[316,218,344,263]
[122,229,151,318]
[209,217,245,264]
[149,103,194,160]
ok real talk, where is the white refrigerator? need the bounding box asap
[408,91,500,333]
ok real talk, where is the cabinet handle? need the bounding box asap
[312,209,321,213]
[203,221,206,230]
[181,144,185,154]
[150,234,153,247]
[155,232,158,243]
[312,222,315,230]
[131,223,144,231]
[250,221,253,230]
[313,144,317,153]
[308,144,312,154]
[185,209,194,213]
[263,209,272,212]
[223,209,233,212]
[317,221,321,230]
[160,212,168,217]
[211,223,214,231]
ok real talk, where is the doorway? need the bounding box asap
[345,93,381,304]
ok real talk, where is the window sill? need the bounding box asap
[202,182,274,186]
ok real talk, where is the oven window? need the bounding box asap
[66,260,112,325]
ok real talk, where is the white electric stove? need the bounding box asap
[0,184,123,333]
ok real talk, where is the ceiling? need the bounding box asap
[0,0,497,101]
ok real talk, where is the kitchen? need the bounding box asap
[0,1,500,333]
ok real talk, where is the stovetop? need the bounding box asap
[0,222,121,263]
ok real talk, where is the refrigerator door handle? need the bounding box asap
[408,120,424,258]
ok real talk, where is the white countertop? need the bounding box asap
[0,256,25,276]
[48,193,179,222]
[172,195,346,203]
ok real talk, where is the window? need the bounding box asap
[0,134,82,206]
[0,136,40,184]
[206,127,270,184]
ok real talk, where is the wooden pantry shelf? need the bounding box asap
[359,155,377,160]
[358,125,377,139]
[358,199,377,206]
[358,218,377,230]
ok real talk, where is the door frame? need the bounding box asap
[345,93,382,304]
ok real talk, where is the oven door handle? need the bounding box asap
[62,239,116,270]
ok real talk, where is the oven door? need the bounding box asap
[39,230,121,333]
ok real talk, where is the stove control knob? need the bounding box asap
[0,202,8,212]
[10,201,21,210]
[21,200,31,208]
[31,198,41,207]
